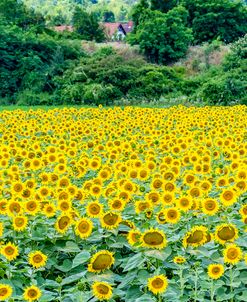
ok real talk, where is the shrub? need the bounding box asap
[83,83,117,105]
[131,6,193,64]
[197,69,247,105]
[183,0,247,44]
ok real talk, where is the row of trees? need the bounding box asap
[0,0,246,106]
[130,0,247,63]
[22,0,136,25]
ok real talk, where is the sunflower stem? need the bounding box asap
[157,293,162,302]
[230,266,234,302]
[179,268,185,298]
[194,268,198,302]
[210,279,214,302]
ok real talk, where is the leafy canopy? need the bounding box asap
[131,6,193,64]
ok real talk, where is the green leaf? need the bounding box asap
[135,294,155,302]
[61,271,87,286]
[55,259,72,272]
[72,251,91,268]
[123,253,145,272]
[144,248,171,261]
[44,280,59,288]
[63,241,81,253]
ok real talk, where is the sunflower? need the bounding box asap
[0,284,13,301]
[183,226,208,248]
[23,285,42,302]
[239,204,247,216]
[12,215,28,232]
[0,200,7,215]
[0,223,3,237]
[201,199,219,216]
[151,178,163,190]
[220,189,237,206]
[7,201,22,216]
[176,196,192,212]
[11,182,24,196]
[42,203,56,217]
[164,207,180,224]
[75,218,93,239]
[28,251,47,269]
[215,224,238,245]
[92,281,113,301]
[57,200,71,212]
[134,200,152,214]
[156,210,166,224]
[24,200,40,216]
[207,264,224,279]
[109,198,126,211]
[86,201,103,218]
[0,242,19,261]
[146,192,160,206]
[147,274,168,295]
[88,250,114,273]
[173,256,186,264]
[90,185,101,197]
[161,192,174,205]
[141,229,167,249]
[223,244,242,265]
[127,229,141,246]
[55,214,72,234]
[100,212,121,230]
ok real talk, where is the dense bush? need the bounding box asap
[0,25,83,104]
[130,6,193,64]
[56,48,184,104]
[72,6,105,42]
[183,0,247,44]
[194,36,247,104]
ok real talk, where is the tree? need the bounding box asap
[118,6,128,21]
[132,6,193,64]
[72,6,105,42]
[0,0,45,30]
[103,10,115,22]
[131,0,149,32]
[183,0,247,44]
[151,0,178,13]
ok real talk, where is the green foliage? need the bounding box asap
[83,83,116,105]
[56,47,183,104]
[151,0,178,13]
[197,68,247,105]
[183,0,247,44]
[0,24,83,104]
[0,0,45,30]
[188,37,247,105]
[131,6,193,64]
[131,0,149,33]
[72,7,105,42]
[223,35,247,70]
[103,10,115,22]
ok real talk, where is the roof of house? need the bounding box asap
[121,21,134,34]
[102,21,134,37]
[54,25,73,32]
[102,22,122,37]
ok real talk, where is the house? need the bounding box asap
[53,21,134,41]
[54,25,73,32]
[102,21,134,41]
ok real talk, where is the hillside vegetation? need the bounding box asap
[0,0,246,107]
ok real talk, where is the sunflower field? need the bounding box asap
[0,106,247,302]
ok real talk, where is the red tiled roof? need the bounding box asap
[121,21,134,34]
[102,22,121,37]
[54,25,73,32]
[101,21,134,37]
